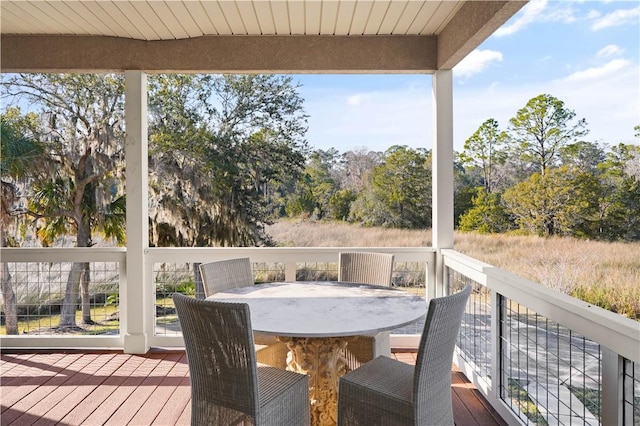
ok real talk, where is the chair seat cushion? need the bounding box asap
[341,355,413,402]
[338,356,414,425]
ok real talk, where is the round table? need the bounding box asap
[209,281,426,426]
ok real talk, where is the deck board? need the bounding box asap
[1,350,507,425]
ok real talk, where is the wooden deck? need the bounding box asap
[1,350,507,426]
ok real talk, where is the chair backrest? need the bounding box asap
[413,285,472,425]
[199,257,254,297]
[172,293,259,425]
[338,252,395,287]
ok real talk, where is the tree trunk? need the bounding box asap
[0,227,18,334]
[81,262,93,324]
[59,220,93,328]
[59,262,83,327]
[1,261,18,335]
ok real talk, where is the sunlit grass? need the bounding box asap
[454,233,640,320]
[507,378,549,425]
[267,220,640,320]
[2,304,120,336]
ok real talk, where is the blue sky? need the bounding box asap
[294,0,640,153]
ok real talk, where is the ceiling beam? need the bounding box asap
[437,1,527,69]
[1,35,437,74]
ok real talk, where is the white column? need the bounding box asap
[432,70,454,297]
[124,70,149,354]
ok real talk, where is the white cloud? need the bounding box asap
[591,6,640,30]
[301,59,639,153]
[544,5,578,24]
[493,0,578,37]
[598,44,623,57]
[587,10,602,20]
[454,49,503,79]
[346,94,364,106]
[455,62,639,149]
[495,0,548,36]
[564,59,631,82]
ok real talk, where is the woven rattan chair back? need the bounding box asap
[198,258,289,369]
[338,252,394,287]
[199,257,254,297]
[173,293,259,425]
[338,252,395,370]
[337,285,471,426]
[413,284,472,424]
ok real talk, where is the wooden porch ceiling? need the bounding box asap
[1,1,527,73]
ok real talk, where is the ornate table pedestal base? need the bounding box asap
[279,336,354,426]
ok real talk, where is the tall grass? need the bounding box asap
[268,220,431,247]
[267,220,640,320]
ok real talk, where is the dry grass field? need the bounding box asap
[267,220,640,320]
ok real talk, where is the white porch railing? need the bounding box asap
[0,247,434,350]
[442,249,640,426]
[145,247,434,348]
[1,246,638,425]
[1,248,127,349]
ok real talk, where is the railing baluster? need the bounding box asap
[602,347,624,426]
[285,262,296,282]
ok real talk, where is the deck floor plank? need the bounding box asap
[452,384,480,426]
[107,354,188,425]
[1,350,507,426]
[103,354,172,426]
[57,354,140,426]
[150,373,191,426]
[11,353,111,425]
[1,353,83,413]
[37,353,129,425]
[129,352,189,425]
[1,353,36,376]
[452,368,507,426]
[81,355,162,426]
[1,353,74,391]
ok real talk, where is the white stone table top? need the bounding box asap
[208,281,427,337]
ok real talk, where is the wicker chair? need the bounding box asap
[199,258,255,297]
[173,293,310,426]
[337,285,472,426]
[338,252,395,370]
[199,258,289,369]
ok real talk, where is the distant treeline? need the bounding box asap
[280,95,640,242]
[285,142,640,241]
[2,75,639,251]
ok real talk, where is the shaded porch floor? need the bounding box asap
[1,349,507,425]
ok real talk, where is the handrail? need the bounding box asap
[146,246,435,263]
[443,248,639,425]
[1,247,126,263]
[442,250,640,363]
[442,248,640,364]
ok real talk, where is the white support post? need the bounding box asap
[432,70,454,297]
[601,347,624,426]
[427,259,437,302]
[124,70,149,354]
